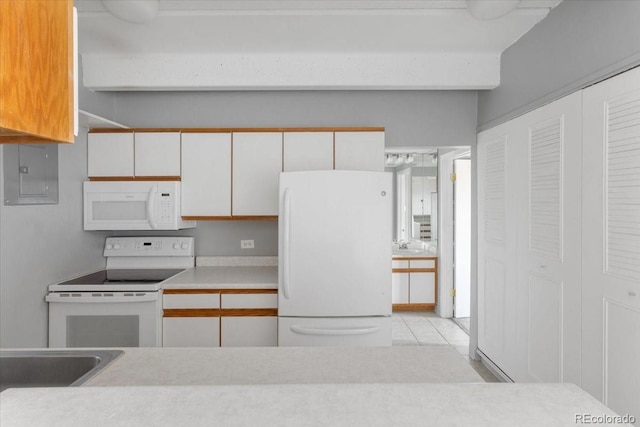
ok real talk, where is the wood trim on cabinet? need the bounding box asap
[163,308,220,317]
[88,176,181,181]
[91,127,385,134]
[220,308,278,317]
[163,289,221,294]
[182,216,278,221]
[220,289,277,294]
[392,303,435,311]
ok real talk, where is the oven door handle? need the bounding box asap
[46,293,158,303]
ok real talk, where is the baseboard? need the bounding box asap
[476,349,514,383]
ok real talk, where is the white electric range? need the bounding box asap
[46,236,194,348]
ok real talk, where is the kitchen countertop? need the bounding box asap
[1,383,626,426]
[84,346,483,386]
[162,266,278,290]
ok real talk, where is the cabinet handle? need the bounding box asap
[282,188,291,299]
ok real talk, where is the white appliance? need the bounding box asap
[47,236,194,348]
[83,181,196,231]
[278,170,392,346]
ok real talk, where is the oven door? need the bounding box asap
[46,292,161,348]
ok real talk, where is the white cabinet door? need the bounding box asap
[134,132,181,177]
[162,317,220,347]
[181,132,232,216]
[232,132,282,216]
[477,120,520,380]
[409,272,435,304]
[334,131,384,172]
[221,317,277,347]
[581,67,640,420]
[283,132,334,171]
[87,132,134,177]
[514,91,583,385]
[392,273,409,304]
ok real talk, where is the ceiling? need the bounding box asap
[75,0,563,91]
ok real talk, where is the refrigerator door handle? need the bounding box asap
[282,187,291,299]
[289,325,381,336]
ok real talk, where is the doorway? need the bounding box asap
[453,157,471,332]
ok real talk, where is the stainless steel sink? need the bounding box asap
[0,349,123,392]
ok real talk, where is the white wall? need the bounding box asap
[0,130,108,348]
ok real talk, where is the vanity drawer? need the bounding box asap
[392,260,409,269]
[410,259,436,269]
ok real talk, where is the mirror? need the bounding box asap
[385,150,438,246]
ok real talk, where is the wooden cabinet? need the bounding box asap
[220,291,278,347]
[391,257,437,310]
[334,131,385,172]
[181,132,232,217]
[232,132,282,216]
[88,131,181,178]
[283,132,334,172]
[162,291,220,347]
[0,0,75,143]
[162,289,278,347]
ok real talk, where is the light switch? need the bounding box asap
[241,240,255,249]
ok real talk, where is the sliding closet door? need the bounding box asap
[514,91,583,384]
[477,120,520,379]
[582,67,640,420]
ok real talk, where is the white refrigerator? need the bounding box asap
[278,170,392,346]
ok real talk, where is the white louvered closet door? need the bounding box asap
[514,91,583,385]
[582,67,640,421]
[477,120,520,380]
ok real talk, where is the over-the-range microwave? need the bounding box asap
[83,181,196,230]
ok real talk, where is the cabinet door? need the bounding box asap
[162,317,220,347]
[220,317,277,347]
[581,67,640,418]
[283,132,334,171]
[134,132,181,177]
[392,273,409,304]
[334,131,384,172]
[181,132,232,216]
[87,132,134,177]
[232,132,282,216]
[409,272,435,304]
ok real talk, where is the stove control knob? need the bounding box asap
[181,242,189,250]
[105,243,113,250]
[113,244,121,250]
[173,243,181,250]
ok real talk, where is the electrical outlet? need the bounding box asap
[240,240,255,249]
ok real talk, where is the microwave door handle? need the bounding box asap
[147,187,158,230]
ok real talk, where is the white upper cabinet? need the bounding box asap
[181,132,232,217]
[334,131,385,172]
[87,132,135,177]
[283,132,334,172]
[134,132,181,177]
[88,131,180,178]
[232,132,283,216]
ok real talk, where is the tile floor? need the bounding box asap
[392,311,499,382]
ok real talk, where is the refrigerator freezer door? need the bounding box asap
[278,170,392,317]
[278,316,392,346]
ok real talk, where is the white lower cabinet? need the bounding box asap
[162,289,278,348]
[391,258,437,309]
[221,317,277,347]
[220,292,278,347]
[163,317,220,347]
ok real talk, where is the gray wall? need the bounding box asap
[112,90,477,255]
[477,0,640,130]
[114,90,477,148]
[0,130,108,348]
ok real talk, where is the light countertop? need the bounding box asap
[1,383,625,427]
[161,266,278,290]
